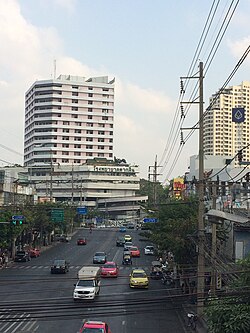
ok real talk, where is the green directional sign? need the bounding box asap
[51,209,64,222]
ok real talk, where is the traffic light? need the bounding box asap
[11,215,25,226]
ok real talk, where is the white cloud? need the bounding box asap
[227,36,250,62]
[0,0,181,179]
[53,0,76,12]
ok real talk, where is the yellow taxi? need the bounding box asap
[124,234,132,242]
[129,268,149,289]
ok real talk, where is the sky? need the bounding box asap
[0,0,250,181]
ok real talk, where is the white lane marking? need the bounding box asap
[122,321,126,325]
[2,312,22,332]
[9,313,27,333]
[22,319,37,331]
[112,249,120,262]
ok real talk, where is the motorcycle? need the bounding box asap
[122,254,132,265]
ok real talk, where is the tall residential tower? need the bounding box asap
[204,81,250,163]
[24,75,114,166]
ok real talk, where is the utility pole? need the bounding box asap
[148,155,162,207]
[197,61,205,315]
[211,182,217,296]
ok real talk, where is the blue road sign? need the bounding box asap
[143,218,158,223]
[12,215,24,220]
[232,108,245,123]
[77,207,88,215]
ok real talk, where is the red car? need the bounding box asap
[77,238,87,245]
[101,261,119,278]
[79,320,112,333]
[29,248,41,258]
[130,246,140,257]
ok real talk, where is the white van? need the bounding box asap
[73,266,101,301]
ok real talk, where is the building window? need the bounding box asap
[72,86,78,89]
[72,92,78,96]
[98,153,104,157]
[98,146,104,150]
[86,152,93,156]
[98,131,104,135]
[109,131,113,135]
[86,137,93,142]
[62,151,69,155]
[74,152,81,156]
[103,88,109,92]
[88,108,93,112]
[74,144,81,148]
[102,116,108,120]
[62,136,69,140]
[72,107,78,111]
[98,138,104,142]
[62,159,69,163]
[87,123,93,127]
[88,87,93,90]
[62,144,69,148]
[75,122,82,126]
[109,146,113,150]
[72,99,78,104]
[75,129,81,133]
[63,121,70,125]
[86,145,93,149]
[88,115,93,119]
[63,129,69,133]
[87,130,93,134]
[74,137,81,141]
[72,114,78,118]
[88,101,93,105]
[88,93,93,97]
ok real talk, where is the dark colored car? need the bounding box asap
[77,238,87,245]
[51,259,69,274]
[59,235,70,242]
[93,252,107,264]
[116,236,125,247]
[14,251,31,262]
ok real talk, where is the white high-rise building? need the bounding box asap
[204,81,250,163]
[24,75,114,166]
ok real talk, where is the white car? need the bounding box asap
[144,246,154,255]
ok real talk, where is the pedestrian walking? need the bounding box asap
[4,254,9,268]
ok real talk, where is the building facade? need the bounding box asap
[204,81,250,163]
[24,75,115,167]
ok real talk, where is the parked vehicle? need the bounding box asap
[50,259,69,274]
[29,248,41,258]
[14,251,31,262]
[150,260,163,280]
[73,266,101,301]
[101,262,119,278]
[77,238,87,245]
[59,234,70,242]
[93,252,107,264]
[144,245,154,255]
[79,320,112,333]
[127,223,135,229]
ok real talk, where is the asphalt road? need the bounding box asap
[0,228,186,333]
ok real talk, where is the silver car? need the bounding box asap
[144,246,154,255]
